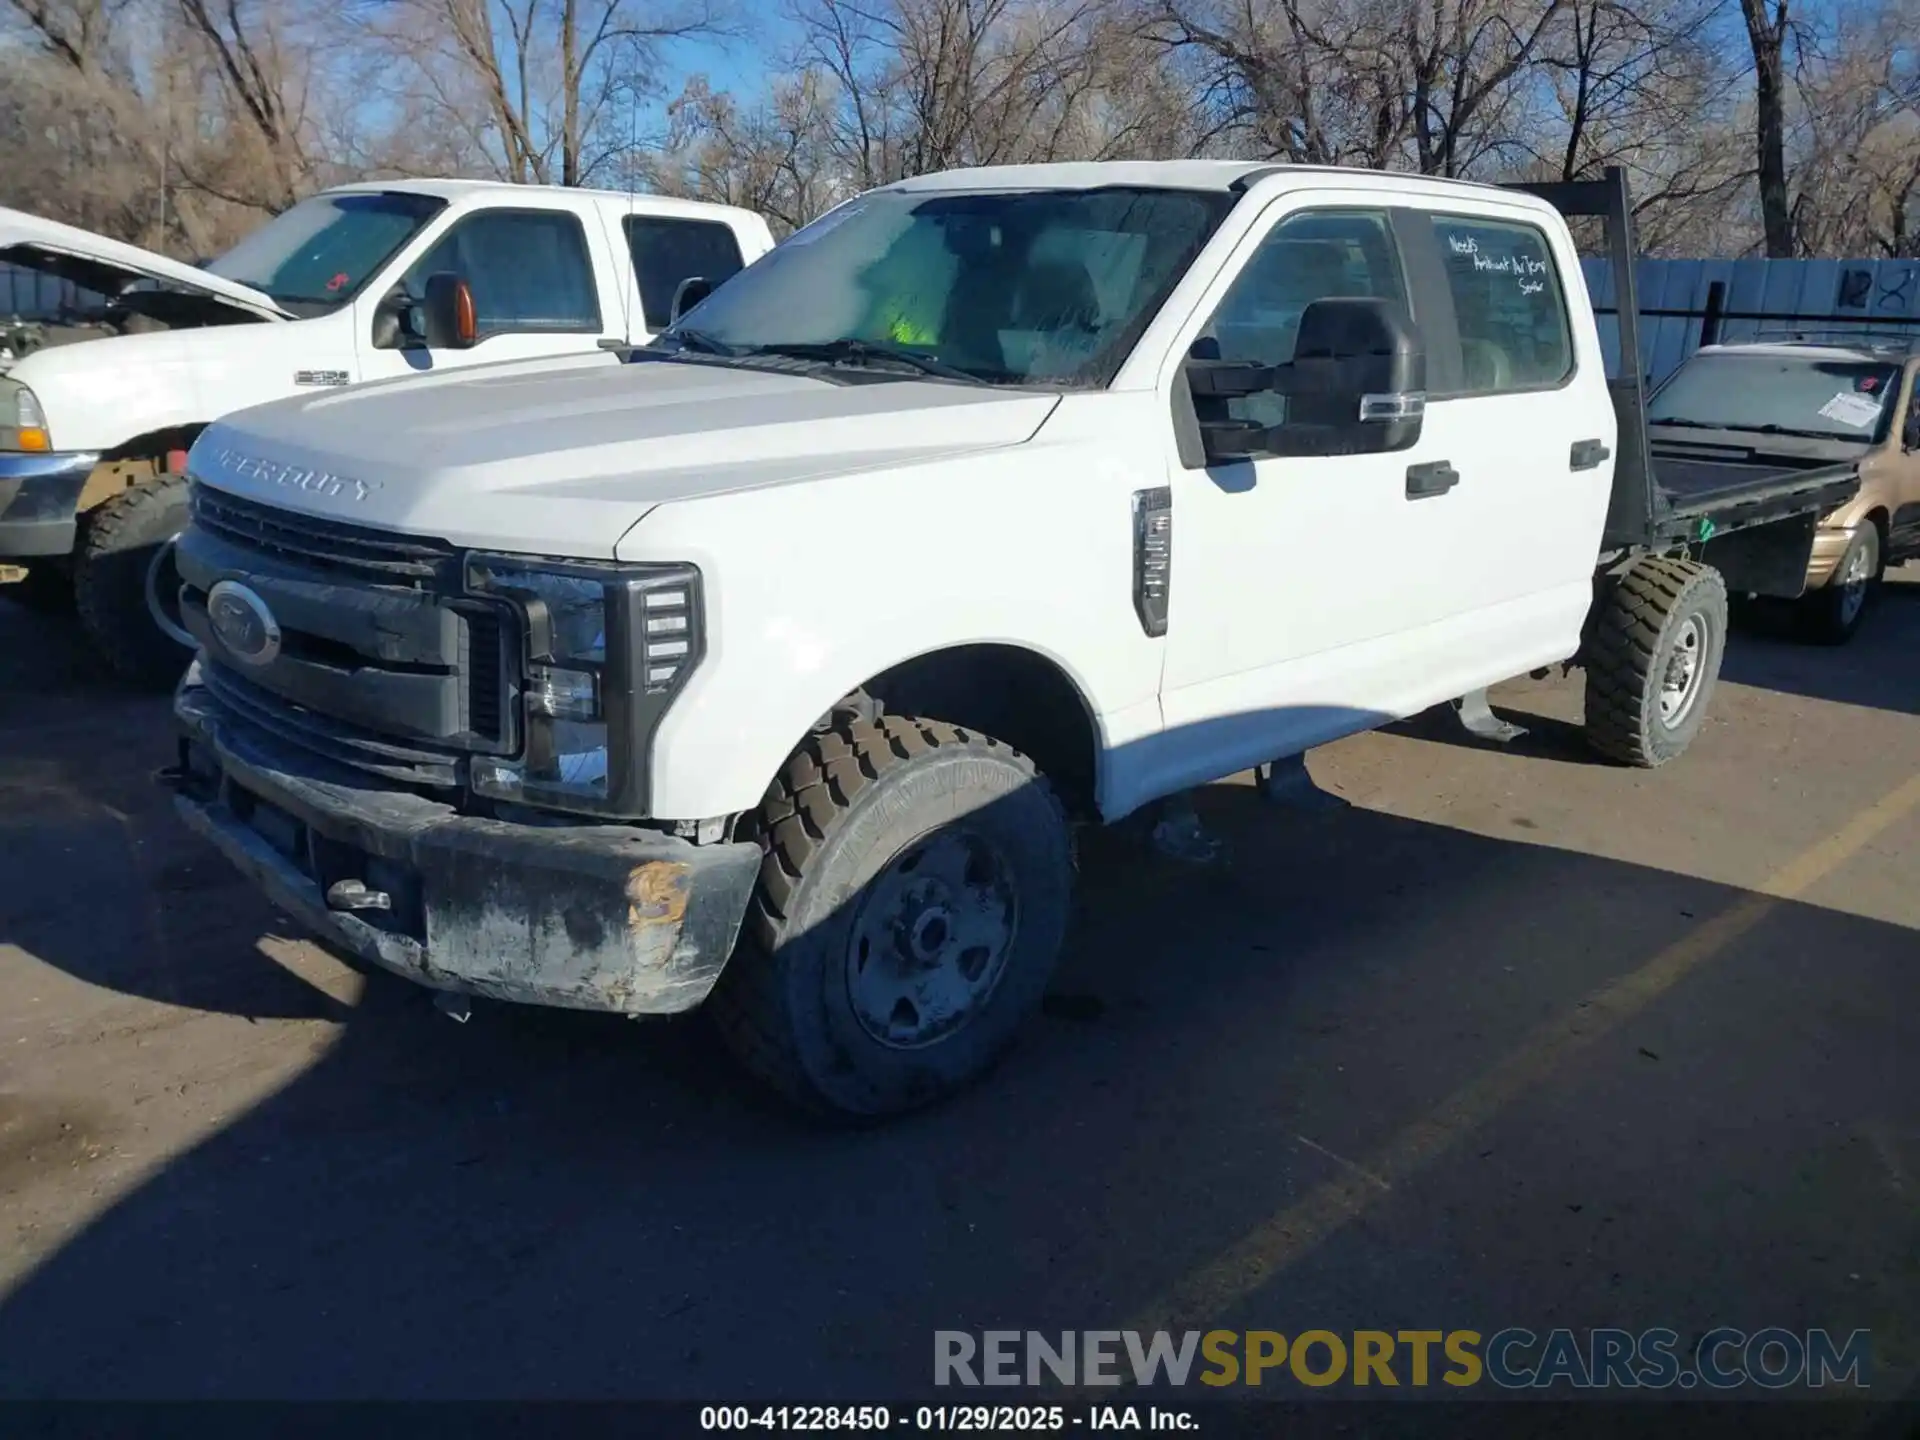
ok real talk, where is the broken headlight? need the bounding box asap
[466,554,701,818]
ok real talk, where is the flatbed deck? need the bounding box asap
[1651,454,1859,539]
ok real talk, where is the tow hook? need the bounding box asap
[325,878,392,913]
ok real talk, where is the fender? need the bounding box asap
[9,315,356,456]
[626,408,1173,822]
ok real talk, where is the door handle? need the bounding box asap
[1405,460,1459,499]
[1570,439,1611,471]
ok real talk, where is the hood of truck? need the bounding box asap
[190,355,1063,557]
[0,206,287,322]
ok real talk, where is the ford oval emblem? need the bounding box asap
[206,580,282,667]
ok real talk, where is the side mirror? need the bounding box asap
[370,287,411,350]
[669,275,714,326]
[422,272,478,349]
[1903,406,1920,453]
[1188,297,1426,464]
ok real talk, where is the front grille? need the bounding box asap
[190,482,453,584]
[184,479,520,786]
[203,663,464,789]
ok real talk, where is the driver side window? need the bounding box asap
[399,209,601,339]
[1197,210,1406,430]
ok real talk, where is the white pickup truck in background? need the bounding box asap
[162,162,1856,1118]
[0,182,775,681]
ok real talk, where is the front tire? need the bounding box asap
[73,473,192,689]
[712,715,1075,1118]
[1583,556,1728,768]
[1800,523,1880,645]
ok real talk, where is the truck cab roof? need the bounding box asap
[876,159,1516,197]
[322,178,770,231]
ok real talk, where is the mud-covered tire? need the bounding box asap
[711,714,1074,1119]
[1799,523,1881,646]
[73,473,191,689]
[1583,556,1728,768]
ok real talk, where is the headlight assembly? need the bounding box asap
[466,554,702,818]
[0,379,52,452]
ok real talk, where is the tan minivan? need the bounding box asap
[1647,337,1920,642]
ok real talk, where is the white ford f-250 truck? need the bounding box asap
[164,163,1856,1117]
[0,182,774,682]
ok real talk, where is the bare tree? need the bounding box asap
[389,0,732,186]
[1738,0,1793,254]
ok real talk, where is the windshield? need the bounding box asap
[1649,352,1901,443]
[205,192,447,313]
[662,186,1234,387]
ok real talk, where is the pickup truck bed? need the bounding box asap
[1649,452,1859,541]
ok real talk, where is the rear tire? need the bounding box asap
[73,473,192,689]
[711,714,1074,1119]
[1799,523,1880,646]
[1583,556,1728,768]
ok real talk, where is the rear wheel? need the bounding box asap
[73,473,192,689]
[711,714,1075,1118]
[1800,523,1880,645]
[1583,556,1728,768]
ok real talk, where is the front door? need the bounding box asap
[1149,198,1472,797]
[354,207,622,382]
[1887,362,1920,559]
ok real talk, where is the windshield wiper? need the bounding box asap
[744,338,986,384]
[1747,423,1864,440]
[1650,418,1859,441]
[653,327,739,356]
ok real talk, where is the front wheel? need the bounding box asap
[1800,523,1880,645]
[711,715,1075,1118]
[1583,556,1728,768]
[73,473,192,689]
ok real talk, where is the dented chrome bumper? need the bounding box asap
[171,668,760,1015]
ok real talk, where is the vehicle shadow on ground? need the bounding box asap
[1380,697,1603,767]
[0,599,335,1023]
[1720,572,1920,717]
[1,674,1914,1400]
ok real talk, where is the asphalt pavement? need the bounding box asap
[0,572,1912,1412]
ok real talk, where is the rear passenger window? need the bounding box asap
[1429,215,1572,392]
[625,216,746,329]
[1196,210,1406,431]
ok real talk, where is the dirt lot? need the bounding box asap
[0,574,1914,1406]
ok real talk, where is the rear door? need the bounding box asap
[1406,203,1615,667]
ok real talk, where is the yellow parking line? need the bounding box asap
[1131,772,1920,1333]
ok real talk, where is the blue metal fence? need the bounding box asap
[1,260,109,320]
[1581,255,1920,387]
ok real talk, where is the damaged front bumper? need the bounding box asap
[171,667,760,1015]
